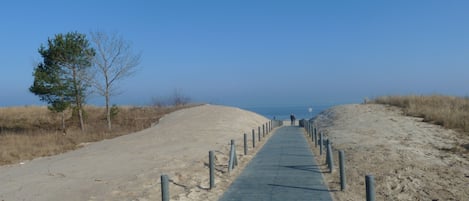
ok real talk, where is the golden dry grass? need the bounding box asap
[371,95,469,132]
[0,105,195,165]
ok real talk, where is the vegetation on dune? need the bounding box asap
[30,32,95,132]
[0,104,194,166]
[0,30,193,166]
[30,31,141,133]
[371,95,469,132]
[4,26,202,167]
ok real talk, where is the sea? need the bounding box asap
[241,105,334,120]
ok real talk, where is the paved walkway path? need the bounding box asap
[219,126,333,201]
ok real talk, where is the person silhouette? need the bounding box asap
[290,113,296,126]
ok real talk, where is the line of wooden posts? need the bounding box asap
[303,120,375,201]
[160,120,283,201]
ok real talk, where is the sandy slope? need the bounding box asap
[313,104,469,201]
[0,105,269,201]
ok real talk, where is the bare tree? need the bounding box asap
[151,89,192,107]
[170,89,191,106]
[90,31,141,131]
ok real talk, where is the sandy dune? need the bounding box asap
[0,105,269,201]
[7,103,464,201]
[313,104,469,200]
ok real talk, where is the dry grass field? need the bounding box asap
[371,95,469,133]
[0,105,193,165]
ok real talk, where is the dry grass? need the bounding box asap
[0,104,195,165]
[371,95,469,132]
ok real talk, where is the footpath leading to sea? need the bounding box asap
[220,103,469,201]
[219,126,333,201]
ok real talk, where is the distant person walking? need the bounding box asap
[290,113,296,126]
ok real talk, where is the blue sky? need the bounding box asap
[1,0,469,107]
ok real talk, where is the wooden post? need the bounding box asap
[244,133,247,155]
[310,123,313,136]
[231,140,237,167]
[326,139,330,165]
[161,174,169,201]
[209,151,215,189]
[233,142,237,167]
[311,127,314,141]
[314,127,317,143]
[319,132,323,155]
[327,140,334,172]
[262,124,265,137]
[366,175,375,201]
[252,129,256,148]
[258,126,261,141]
[339,150,346,191]
[314,129,318,147]
[228,140,235,173]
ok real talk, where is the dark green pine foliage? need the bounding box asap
[30,32,95,131]
[30,63,71,113]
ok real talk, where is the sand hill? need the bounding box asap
[0,105,269,201]
[313,104,469,200]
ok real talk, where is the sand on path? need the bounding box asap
[0,104,269,201]
[312,104,469,200]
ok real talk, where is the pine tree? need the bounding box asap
[30,32,95,132]
[30,63,71,130]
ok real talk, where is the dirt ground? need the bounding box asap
[0,105,273,201]
[311,104,469,201]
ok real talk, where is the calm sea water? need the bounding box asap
[241,105,334,120]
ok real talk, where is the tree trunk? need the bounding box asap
[72,67,85,132]
[106,90,111,131]
[76,89,85,132]
[78,107,85,132]
[61,111,66,131]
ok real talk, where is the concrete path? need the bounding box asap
[219,126,333,201]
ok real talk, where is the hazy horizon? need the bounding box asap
[1,1,468,108]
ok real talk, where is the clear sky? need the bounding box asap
[1,0,468,107]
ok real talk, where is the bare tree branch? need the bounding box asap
[90,31,141,130]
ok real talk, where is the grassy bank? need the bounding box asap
[371,95,469,132]
[0,105,194,165]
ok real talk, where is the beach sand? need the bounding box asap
[313,104,469,200]
[0,104,270,201]
[3,103,467,201]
